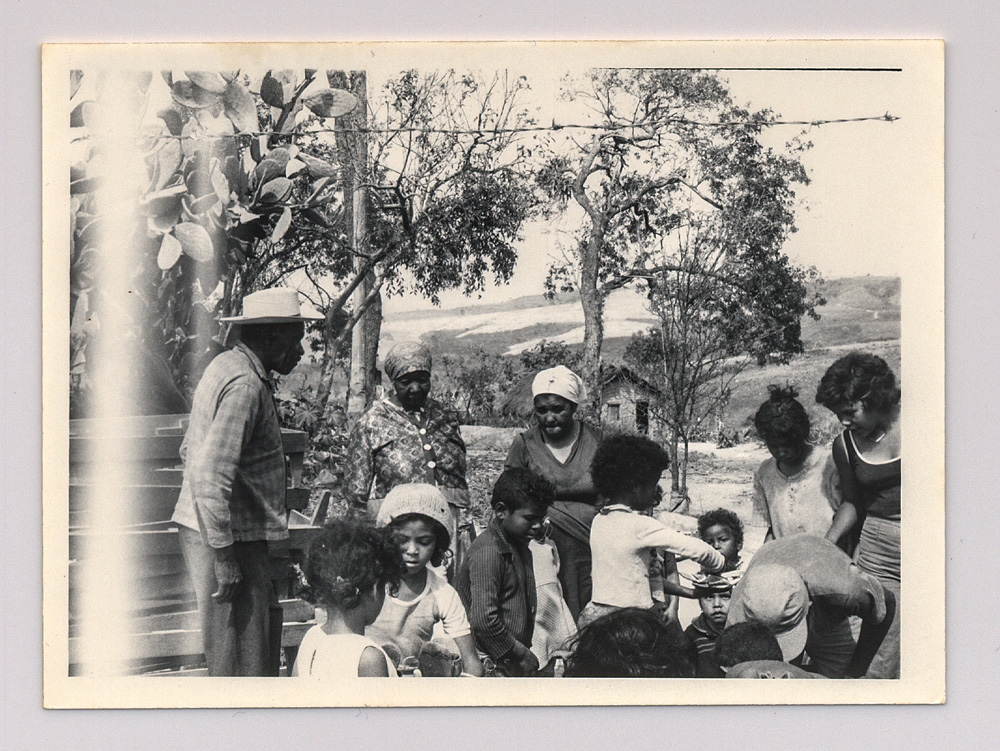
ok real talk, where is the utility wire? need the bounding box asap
[71,113,899,143]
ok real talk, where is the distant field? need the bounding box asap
[284,275,901,438]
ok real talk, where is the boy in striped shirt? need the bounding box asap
[456,468,554,676]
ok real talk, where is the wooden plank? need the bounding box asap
[69,484,182,522]
[70,414,188,437]
[130,599,315,634]
[68,564,195,603]
[285,487,310,511]
[68,621,314,664]
[281,430,308,454]
[70,434,185,467]
[70,524,322,560]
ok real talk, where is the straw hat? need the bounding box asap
[220,288,324,325]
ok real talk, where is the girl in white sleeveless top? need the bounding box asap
[292,519,404,678]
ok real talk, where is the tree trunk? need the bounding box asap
[578,226,606,414]
[680,437,690,496]
[329,70,380,417]
[669,426,681,493]
[314,322,340,416]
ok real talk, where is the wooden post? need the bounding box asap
[330,70,381,417]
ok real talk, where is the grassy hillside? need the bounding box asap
[381,275,899,359]
[723,339,901,443]
[284,276,901,432]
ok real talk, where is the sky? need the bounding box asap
[380,63,916,313]
[98,54,920,316]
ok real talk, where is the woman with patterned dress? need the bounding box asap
[345,342,469,560]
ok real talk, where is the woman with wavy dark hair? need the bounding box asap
[816,351,901,678]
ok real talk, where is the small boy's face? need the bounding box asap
[698,590,732,627]
[496,500,549,544]
[702,523,741,563]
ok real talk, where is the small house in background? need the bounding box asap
[599,366,662,439]
[500,364,663,439]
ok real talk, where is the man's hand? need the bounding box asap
[211,546,243,603]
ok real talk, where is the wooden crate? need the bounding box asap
[68,414,324,676]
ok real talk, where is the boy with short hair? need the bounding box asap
[684,577,734,677]
[456,468,554,676]
[713,621,784,673]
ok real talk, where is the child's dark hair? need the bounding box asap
[564,608,693,678]
[697,508,745,551]
[753,384,811,445]
[590,434,670,500]
[298,518,404,610]
[491,467,555,511]
[815,351,901,413]
[714,621,783,669]
[387,513,451,568]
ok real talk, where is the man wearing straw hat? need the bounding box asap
[172,288,322,676]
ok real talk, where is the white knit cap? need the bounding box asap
[531,365,587,404]
[376,483,453,546]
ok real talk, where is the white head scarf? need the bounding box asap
[531,365,587,405]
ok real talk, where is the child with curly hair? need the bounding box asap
[292,518,405,678]
[697,508,745,573]
[564,607,694,678]
[367,483,484,676]
[752,385,842,544]
[579,435,726,629]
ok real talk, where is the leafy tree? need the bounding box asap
[435,349,518,422]
[517,339,583,375]
[272,69,541,415]
[69,69,356,415]
[623,215,824,495]
[536,68,814,406]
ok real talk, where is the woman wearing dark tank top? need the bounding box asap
[817,352,901,679]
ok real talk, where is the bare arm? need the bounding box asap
[453,633,484,677]
[825,435,861,545]
[358,646,391,677]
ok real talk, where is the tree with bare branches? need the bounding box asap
[536,68,817,406]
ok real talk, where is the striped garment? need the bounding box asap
[455,518,536,662]
[684,613,726,678]
[172,342,288,547]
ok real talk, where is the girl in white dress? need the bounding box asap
[292,519,405,678]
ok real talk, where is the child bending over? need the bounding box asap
[367,483,484,676]
[456,468,554,676]
[752,385,842,544]
[580,435,726,628]
[292,518,405,677]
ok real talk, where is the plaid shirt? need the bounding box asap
[344,397,468,508]
[455,518,536,661]
[172,342,288,548]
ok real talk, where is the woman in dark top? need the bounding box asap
[816,351,901,678]
[505,366,604,621]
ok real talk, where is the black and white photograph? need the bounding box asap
[41,40,944,708]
